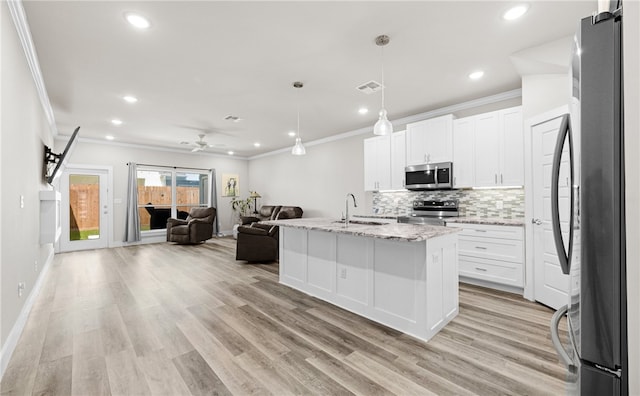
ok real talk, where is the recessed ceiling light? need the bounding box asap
[125,12,151,29]
[227,151,234,155]
[358,107,369,115]
[254,142,261,148]
[123,95,138,103]
[468,70,485,80]
[105,135,115,141]
[503,4,529,21]
[288,131,296,137]
[111,119,123,126]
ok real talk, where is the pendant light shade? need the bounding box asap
[291,137,306,155]
[291,81,306,156]
[374,109,393,136]
[373,35,393,136]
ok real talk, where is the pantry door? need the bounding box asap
[59,166,112,252]
[529,109,571,310]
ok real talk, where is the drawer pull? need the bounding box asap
[474,230,487,233]
[475,246,487,250]
[475,267,488,272]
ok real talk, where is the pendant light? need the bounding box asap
[291,81,306,155]
[373,35,393,136]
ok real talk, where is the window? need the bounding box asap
[137,167,209,232]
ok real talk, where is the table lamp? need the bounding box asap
[249,191,261,214]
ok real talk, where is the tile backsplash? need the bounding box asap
[372,188,524,219]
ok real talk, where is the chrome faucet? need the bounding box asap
[345,193,358,227]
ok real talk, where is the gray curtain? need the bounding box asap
[209,169,221,236]
[124,162,141,242]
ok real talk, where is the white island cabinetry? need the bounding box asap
[274,219,459,342]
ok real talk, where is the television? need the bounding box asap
[44,126,80,185]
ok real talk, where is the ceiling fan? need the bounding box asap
[180,134,224,152]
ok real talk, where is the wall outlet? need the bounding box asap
[340,268,347,279]
[495,200,504,210]
[20,195,24,209]
[18,282,26,297]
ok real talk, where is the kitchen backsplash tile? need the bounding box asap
[372,188,525,219]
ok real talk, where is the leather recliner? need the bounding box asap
[166,207,216,244]
[236,205,303,262]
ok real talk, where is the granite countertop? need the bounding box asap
[262,217,459,242]
[446,217,525,226]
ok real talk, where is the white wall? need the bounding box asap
[624,1,639,393]
[57,141,250,237]
[248,134,364,219]
[521,74,571,121]
[1,1,55,348]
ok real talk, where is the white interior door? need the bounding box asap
[60,167,110,252]
[531,115,570,309]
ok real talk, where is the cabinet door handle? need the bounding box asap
[475,246,487,250]
[501,174,504,184]
[475,229,487,233]
[495,174,498,184]
[454,176,456,186]
[475,267,488,272]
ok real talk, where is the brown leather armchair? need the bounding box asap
[235,223,279,262]
[166,207,216,244]
[236,206,303,262]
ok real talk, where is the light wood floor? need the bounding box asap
[0,237,569,395]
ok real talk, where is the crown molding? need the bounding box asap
[7,0,58,136]
[54,135,249,161]
[249,89,522,160]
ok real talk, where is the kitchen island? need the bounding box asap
[262,218,460,342]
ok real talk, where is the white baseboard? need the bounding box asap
[0,248,55,379]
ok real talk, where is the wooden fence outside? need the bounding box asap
[70,185,201,231]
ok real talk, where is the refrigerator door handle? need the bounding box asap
[550,114,575,275]
[550,304,576,370]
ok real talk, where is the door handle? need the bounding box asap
[494,174,498,184]
[532,218,542,225]
[551,114,574,275]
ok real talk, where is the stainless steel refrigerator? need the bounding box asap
[549,1,627,395]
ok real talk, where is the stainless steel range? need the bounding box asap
[397,200,459,226]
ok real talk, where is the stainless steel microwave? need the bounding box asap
[405,162,453,190]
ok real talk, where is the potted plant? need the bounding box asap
[230,196,253,223]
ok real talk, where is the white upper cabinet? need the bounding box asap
[452,117,475,188]
[499,107,525,186]
[363,135,391,191]
[473,112,502,187]
[390,130,406,190]
[405,114,454,166]
[473,106,524,187]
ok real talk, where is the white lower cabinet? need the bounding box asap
[279,227,459,342]
[449,223,524,289]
